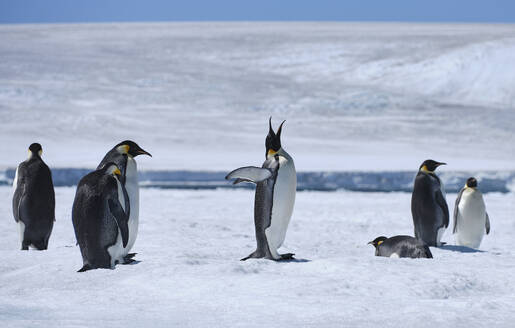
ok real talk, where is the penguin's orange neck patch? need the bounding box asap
[420,165,432,173]
[267,149,278,157]
[117,145,130,154]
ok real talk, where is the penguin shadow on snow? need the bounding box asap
[438,245,484,253]
[273,257,311,263]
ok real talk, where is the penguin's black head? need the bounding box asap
[419,159,446,173]
[368,236,387,248]
[28,143,42,157]
[466,177,478,188]
[100,162,122,176]
[265,117,285,158]
[115,140,152,158]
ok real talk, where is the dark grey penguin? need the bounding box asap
[12,143,55,250]
[97,140,151,261]
[226,118,296,261]
[72,163,130,272]
[368,235,433,258]
[411,159,449,246]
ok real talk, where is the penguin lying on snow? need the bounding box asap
[12,143,55,250]
[226,118,297,261]
[453,177,490,248]
[72,163,130,272]
[368,235,433,258]
[411,159,449,246]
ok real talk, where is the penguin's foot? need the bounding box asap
[278,253,295,261]
[122,253,138,264]
[125,253,137,260]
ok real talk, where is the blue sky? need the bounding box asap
[1,0,515,23]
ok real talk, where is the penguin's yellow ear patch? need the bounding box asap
[117,145,130,154]
[113,168,121,175]
[420,165,431,173]
[377,240,384,246]
[267,149,277,157]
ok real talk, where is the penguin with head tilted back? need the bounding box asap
[226,118,297,261]
[72,163,130,272]
[12,143,55,250]
[453,177,490,248]
[368,235,433,258]
[411,159,449,246]
[97,140,151,262]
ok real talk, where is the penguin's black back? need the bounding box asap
[378,235,433,258]
[72,170,123,270]
[411,172,448,246]
[98,149,128,184]
[13,156,55,250]
[253,156,280,258]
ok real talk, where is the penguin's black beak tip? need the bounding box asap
[139,150,152,157]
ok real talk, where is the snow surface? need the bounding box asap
[1,186,514,327]
[1,22,515,171]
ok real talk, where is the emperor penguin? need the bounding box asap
[97,140,151,261]
[453,177,490,248]
[411,159,449,246]
[368,235,432,258]
[72,163,130,272]
[12,143,55,250]
[226,118,297,261]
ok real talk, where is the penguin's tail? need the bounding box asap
[424,245,433,259]
[78,264,93,272]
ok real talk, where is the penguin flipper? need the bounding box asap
[435,188,449,228]
[485,212,491,234]
[108,198,129,248]
[225,166,272,184]
[453,188,465,234]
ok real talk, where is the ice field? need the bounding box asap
[1,22,515,170]
[1,22,515,327]
[1,186,514,327]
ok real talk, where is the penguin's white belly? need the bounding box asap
[18,221,25,245]
[107,177,127,266]
[107,232,125,268]
[124,157,139,254]
[12,166,19,192]
[265,159,296,258]
[455,194,486,248]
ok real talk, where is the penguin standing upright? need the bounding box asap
[411,159,449,246]
[97,140,151,261]
[12,143,55,250]
[368,235,432,258]
[226,118,297,261]
[72,163,130,272]
[453,177,490,248]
